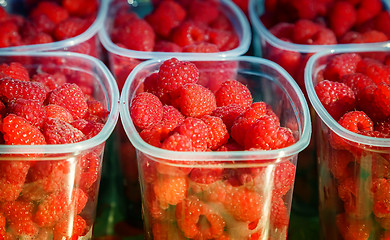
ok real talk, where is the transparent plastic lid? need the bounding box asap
[99,0,251,59]
[120,56,311,162]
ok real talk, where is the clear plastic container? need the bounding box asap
[0,0,105,58]
[120,56,311,239]
[305,47,390,240]
[0,51,119,239]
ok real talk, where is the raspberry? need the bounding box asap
[8,98,46,129]
[182,42,219,53]
[43,118,85,144]
[230,102,268,145]
[62,0,98,17]
[270,160,297,197]
[154,40,182,52]
[174,117,210,151]
[30,1,69,24]
[152,221,185,240]
[357,58,390,85]
[112,18,155,51]
[33,191,70,227]
[176,197,225,239]
[45,104,74,123]
[195,61,238,93]
[293,20,337,45]
[216,140,244,151]
[201,115,229,150]
[24,32,54,45]
[145,0,186,38]
[53,17,89,41]
[153,175,188,206]
[376,119,390,136]
[0,161,30,185]
[161,105,185,132]
[244,115,295,150]
[189,162,223,184]
[73,188,88,214]
[269,22,294,40]
[0,77,48,102]
[350,30,388,43]
[337,177,370,218]
[1,114,46,145]
[340,73,375,96]
[157,58,199,95]
[355,0,382,25]
[140,124,168,147]
[161,133,193,151]
[212,104,245,131]
[271,197,289,229]
[2,201,39,237]
[0,179,24,202]
[0,214,4,238]
[375,11,390,38]
[171,21,205,47]
[28,13,55,35]
[48,83,88,119]
[72,119,104,139]
[31,72,67,91]
[188,0,219,24]
[314,80,356,120]
[268,47,302,82]
[323,53,362,82]
[53,215,86,240]
[77,151,100,192]
[215,79,252,110]
[177,83,216,117]
[328,1,356,38]
[328,150,355,180]
[336,213,372,240]
[373,178,390,218]
[0,21,21,48]
[0,62,29,82]
[210,14,234,31]
[130,92,163,130]
[374,83,390,118]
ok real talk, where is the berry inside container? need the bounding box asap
[305,47,390,240]
[120,56,311,239]
[0,51,119,240]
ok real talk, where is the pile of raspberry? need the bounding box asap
[130,58,297,239]
[314,52,390,239]
[0,0,98,48]
[0,60,109,239]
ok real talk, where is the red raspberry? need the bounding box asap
[154,40,182,52]
[53,215,86,240]
[152,221,185,240]
[112,18,155,51]
[73,188,88,214]
[182,42,219,53]
[374,82,390,118]
[328,1,356,38]
[0,160,29,189]
[31,72,67,91]
[73,119,104,139]
[195,61,238,93]
[375,11,390,38]
[350,30,388,43]
[157,58,199,95]
[176,197,225,239]
[1,114,46,145]
[140,124,167,147]
[323,53,362,82]
[33,191,70,227]
[8,98,46,129]
[373,178,390,218]
[188,0,219,24]
[24,32,54,45]
[28,13,55,35]
[0,21,21,48]
[212,104,245,131]
[207,29,238,51]
[174,117,210,151]
[77,151,100,192]
[270,22,294,40]
[270,160,297,198]
[189,162,223,184]
[328,150,355,180]
[30,1,69,24]
[0,62,29,82]
[130,92,163,130]
[0,77,48,103]
[43,118,85,144]
[0,214,4,238]
[171,21,205,47]
[245,115,295,150]
[45,104,74,123]
[161,105,185,132]
[210,14,234,31]
[314,80,356,120]
[216,140,244,151]
[48,83,88,119]
[153,175,188,206]
[0,179,24,202]
[268,47,302,83]
[2,201,39,237]
[201,115,229,150]
[376,119,390,136]
[230,102,268,145]
[355,0,382,25]
[340,73,375,96]
[215,79,252,110]
[177,83,216,117]
[145,0,186,38]
[293,20,337,45]
[161,133,193,151]
[336,213,372,240]
[271,197,289,229]
[62,0,98,17]
[53,17,89,41]
[357,58,390,85]
[113,11,139,27]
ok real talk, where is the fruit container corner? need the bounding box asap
[119,56,312,239]
[0,0,105,59]
[0,51,119,239]
[304,46,390,239]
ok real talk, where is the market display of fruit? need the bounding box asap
[306,50,390,240]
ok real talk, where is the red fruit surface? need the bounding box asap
[188,0,219,24]
[33,191,70,227]
[174,117,210,151]
[62,0,98,17]
[48,83,88,119]
[0,62,29,82]
[201,115,229,150]
[30,1,69,24]
[54,17,89,41]
[323,53,362,82]
[0,77,48,102]
[77,151,100,192]
[2,201,39,237]
[374,82,390,118]
[8,98,46,129]
[177,83,216,117]
[355,0,382,25]
[215,79,252,110]
[1,114,46,145]
[53,215,86,240]
[130,92,163,130]
[182,42,219,53]
[271,197,289,229]
[161,133,193,151]
[211,104,245,131]
[0,21,21,48]
[171,21,205,47]
[45,104,74,123]
[153,175,188,206]
[189,162,223,184]
[328,1,356,38]
[31,72,67,91]
[336,213,372,240]
[43,118,85,144]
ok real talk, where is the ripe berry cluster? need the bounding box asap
[130,58,297,239]
[0,60,109,239]
[314,52,390,239]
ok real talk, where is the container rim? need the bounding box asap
[120,56,312,162]
[0,51,120,154]
[0,0,105,52]
[98,0,251,59]
[248,0,390,53]
[304,45,390,148]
